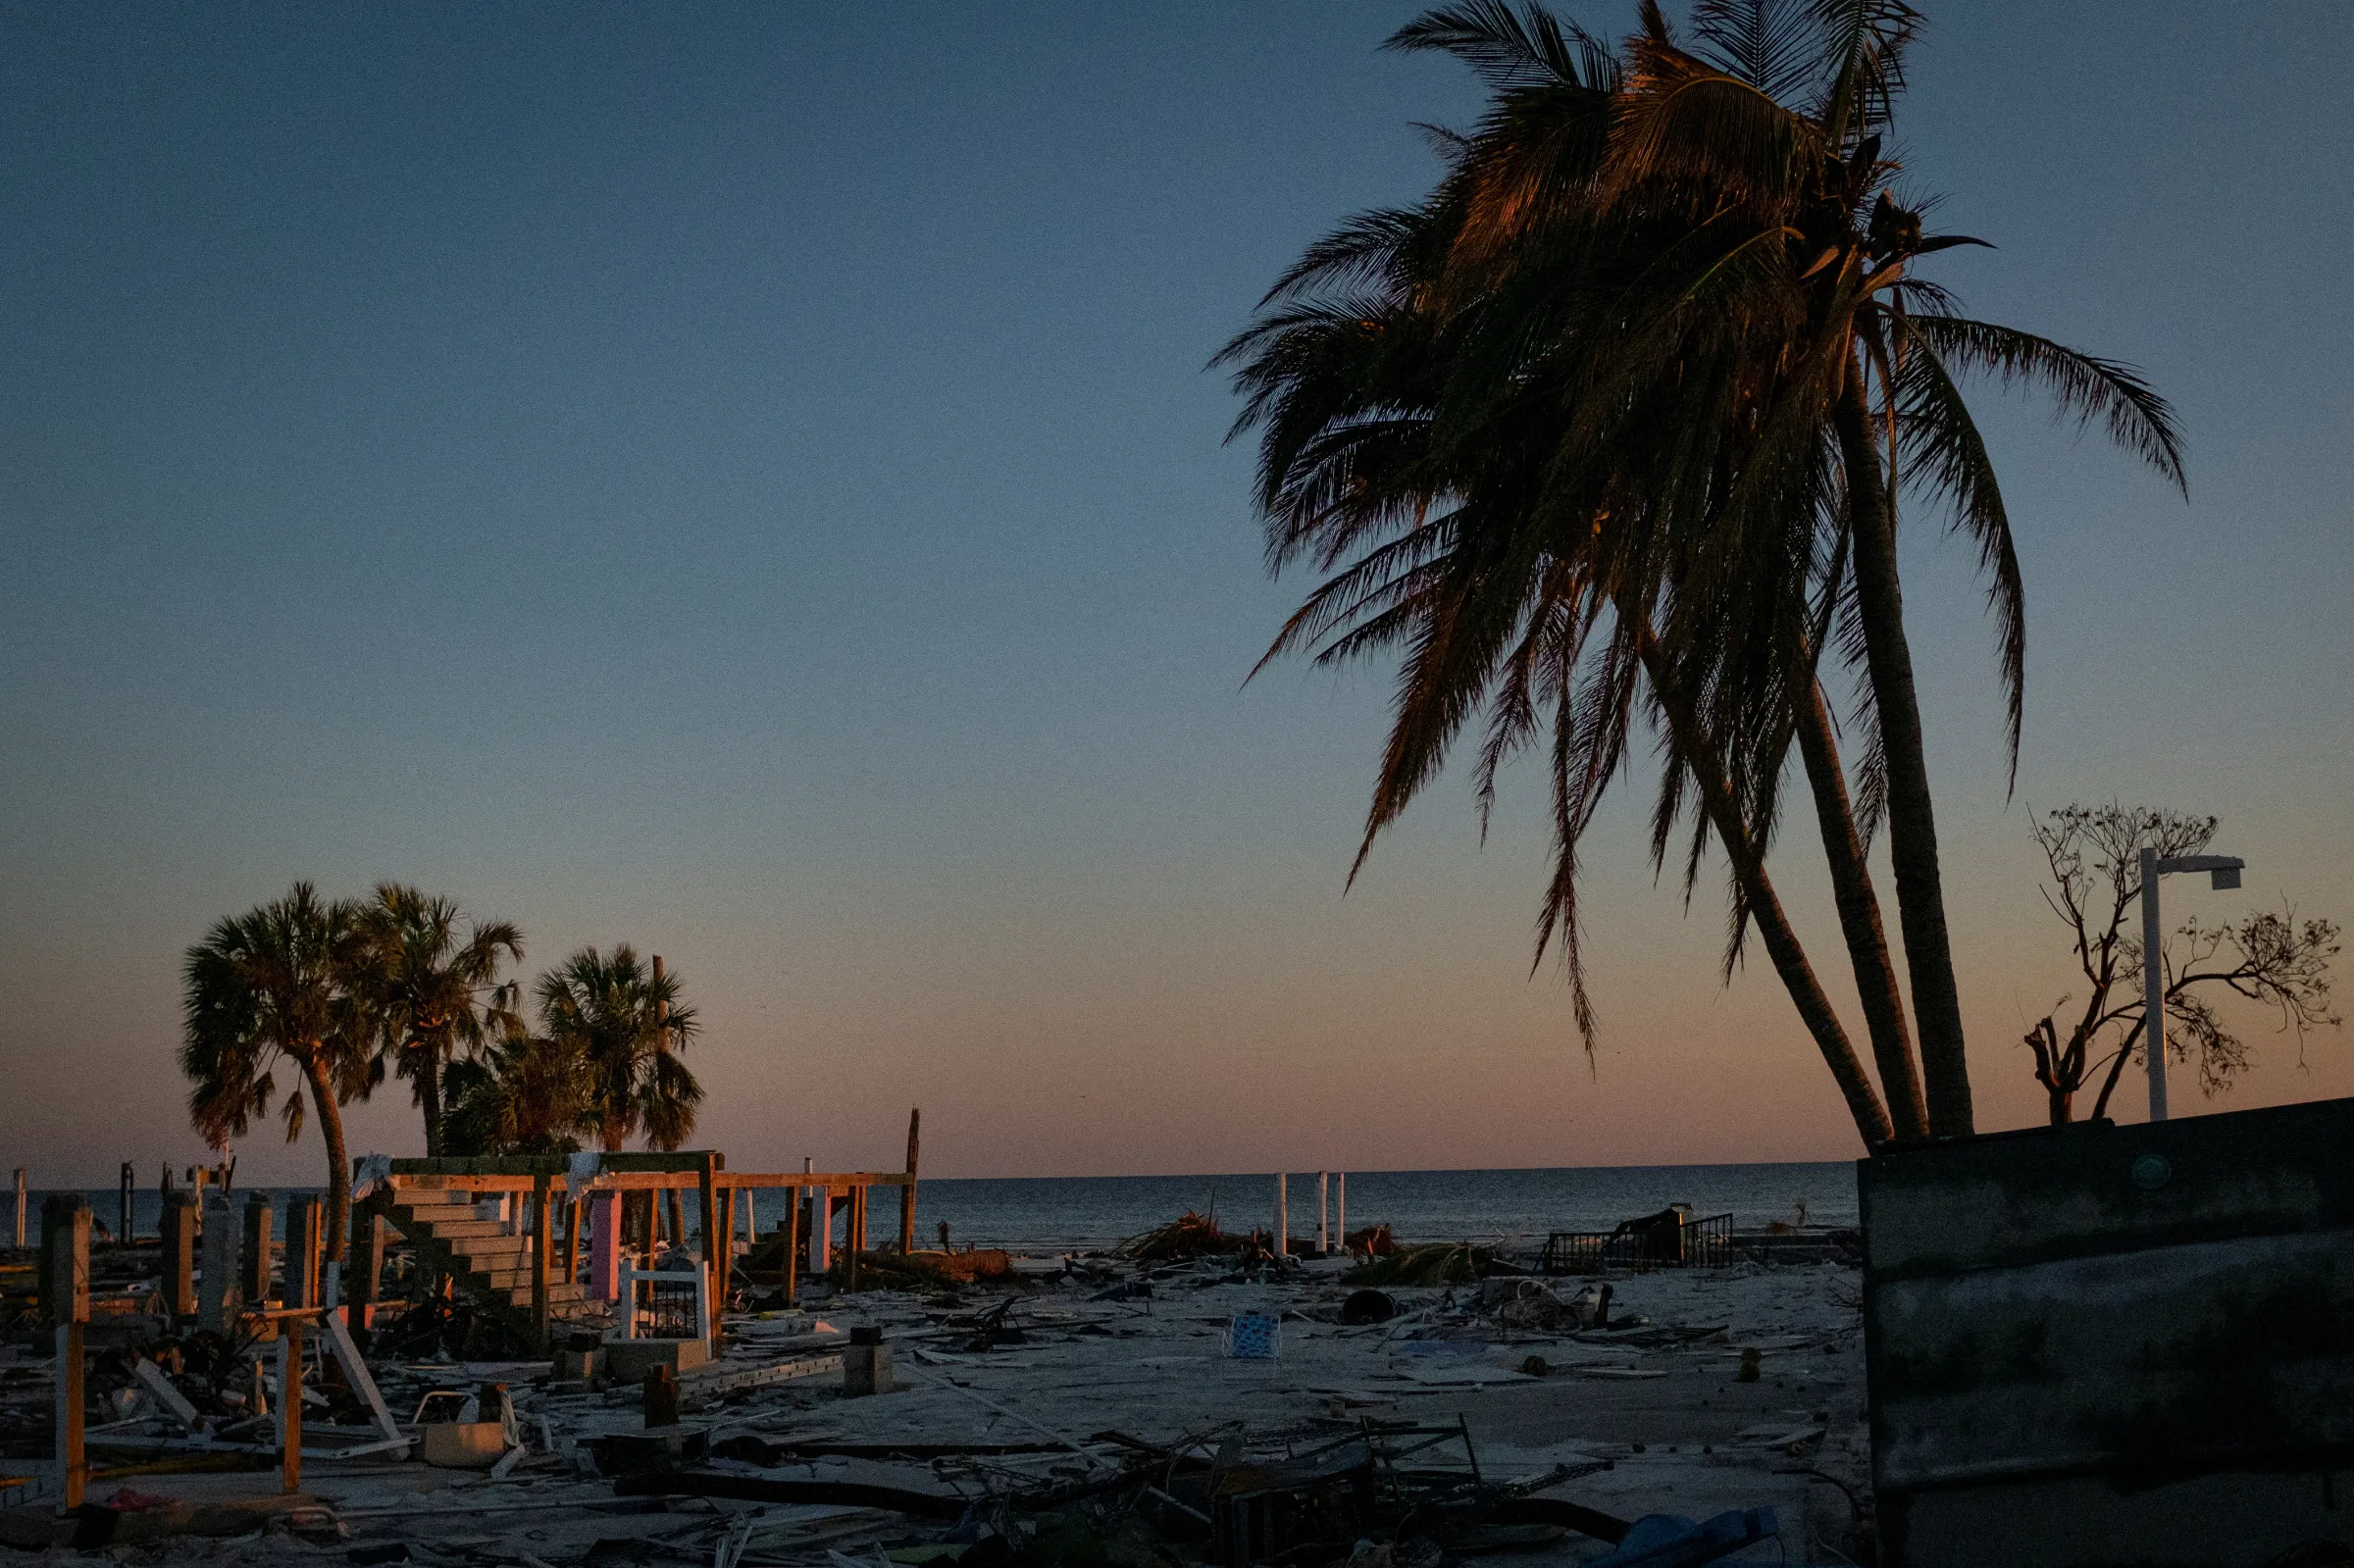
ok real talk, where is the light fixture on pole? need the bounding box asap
[2138,847,2244,1122]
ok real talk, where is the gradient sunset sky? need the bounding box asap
[5,2,2349,1187]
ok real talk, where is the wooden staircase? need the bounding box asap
[378,1188,588,1344]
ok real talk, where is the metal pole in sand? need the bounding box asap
[1336,1174,1346,1250]
[1317,1172,1329,1256]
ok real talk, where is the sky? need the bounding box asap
[3,2,2349,1189]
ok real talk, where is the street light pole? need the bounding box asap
[2138,848,2245,1123]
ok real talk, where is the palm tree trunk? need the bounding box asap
[418,1041,444,1159]
[1640,643,1895,1148]
[1793,676,1930,1140]
[301,1052,351,1263]
[1834,358,1974,1138]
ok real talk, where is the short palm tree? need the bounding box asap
[181,883,378,1259]
[353,885,525,1157]
[1223,0,2183,1144]
[535,945,701,1153]
[441,1028,591,1156]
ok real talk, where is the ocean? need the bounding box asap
[15,1161,1855,1251]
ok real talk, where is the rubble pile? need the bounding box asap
[1,1210,1871,1565]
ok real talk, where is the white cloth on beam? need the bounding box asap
[351,1153,392,1200]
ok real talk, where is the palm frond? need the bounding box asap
[1903,314,2187,491]
[1389,1,1613,91]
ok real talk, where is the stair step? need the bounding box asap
[410,1219,513,1240]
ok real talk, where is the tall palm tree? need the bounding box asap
[1222,0,2183,1143]
[353,885,525,1157]
[180,883,378,1260]
[535,945,701,1153]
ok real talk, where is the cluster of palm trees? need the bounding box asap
[179,881,701,1262]
[1224,1,2183,1146]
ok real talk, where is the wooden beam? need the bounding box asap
[381,1167,915,1194]
[321,1310,403,1446]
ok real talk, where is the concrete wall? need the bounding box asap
[1861,1096,2354,1567]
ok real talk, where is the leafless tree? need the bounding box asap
[2024,803,2339,1124]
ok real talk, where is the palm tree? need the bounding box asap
[1222,0,2183,1144]
[441,1029,591,1156]
[352,885,525,1157]
[180,883,378,1260]
[534,945,701,1153]
[537,945,701,1244]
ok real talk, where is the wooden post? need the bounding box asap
[199,1195,240,1331]
[12,1167,24,1250]
[56,1321,85,1508]
[782,1184,800,1308]
[279,1319,303,1493]
[1318,1171,1329,1257]
[241,1193,274,1308]
[40,1196,91,1327]
[588,1190,621,1302]
[899,1108,920,1255]
[532,1175,551,1352]
[561,1195,581,1291]
[1336,1173,1347,1250]
[717,1186,737,1295]
[696,1154,719,1341]
[163,1191,198,1317]
[49,1198,87,1508]
[284,1195,322,1308]
[120,1161,134,1244]
[348,1207,385,1319]
[1274,1173,1287,1260]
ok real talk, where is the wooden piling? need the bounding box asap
[119,1161,134,1244]
[696,1154,719,1341]
[1318,1171,1329,1257]
[163,1191,198,1317]
[898,1108,920,1255]
[279,1319,304,1494]
[40,1196,90,1327]
[349,1208,385,1317]
[560,1195,581,1292]
[12,1167,24,1250]
[47,1197,87,1508]
[284,1194,322,1309]
[241,1193,274,1309]
[1274,1173,1288,1260]
[532,1174,552,1352]
[782,1184,800,1308]
[199,1195,240,1331]
[717,1185,737,1300]
[1336,1173,1346,1250]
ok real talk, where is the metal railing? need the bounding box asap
[619,1266,709,1340]
[1538,1211,1733,1274]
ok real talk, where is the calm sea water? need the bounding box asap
[21,1162,1856,1251]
